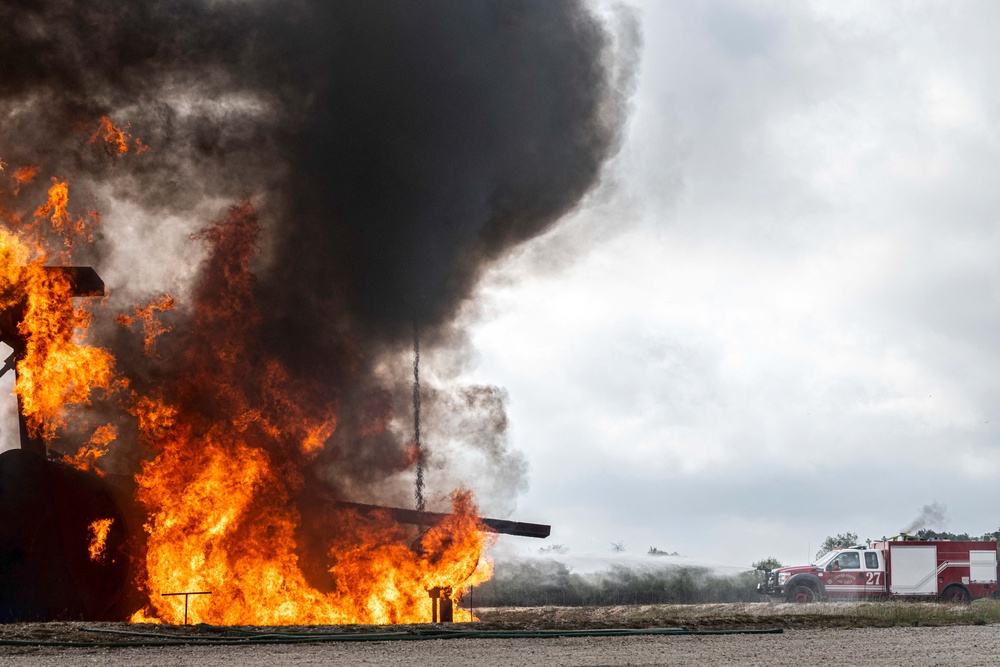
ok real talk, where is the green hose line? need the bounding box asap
[0,625,783,648]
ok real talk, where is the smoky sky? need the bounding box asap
[0,0,637,513]
[0,0,635,345]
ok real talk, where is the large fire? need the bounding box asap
[0,169,118,441]
[0,118,495,625]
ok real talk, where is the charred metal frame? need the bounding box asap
[336,501,551,539]
[162,591,213,625]
[427,586,453,623]
[338,501,549,624]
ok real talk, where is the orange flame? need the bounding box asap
[130,394,178,441]
[34,179,71,228]
[0,225,121,439]
[30,178,99,249]
[129,204,493,625]
[0,229,29,311]
[90,116,150,156]
[12,165,39,195]
[0,162,116,445]
[14,263,120,438]
[88,518,115,562]
[116,294,176,357]
[67,424,118,475]
[3,136,494,625]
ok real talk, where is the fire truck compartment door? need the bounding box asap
[969,550,997,584]
[889,544,938,595]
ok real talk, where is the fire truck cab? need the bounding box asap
[758,539,998,603]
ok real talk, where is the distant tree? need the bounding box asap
[815,532,859,560]
[611,541,626,553]
[752,557,783,572]
[913,528,1000,542]
[648,547,679,557]
[539,544,569,555]
[913,529,973,541]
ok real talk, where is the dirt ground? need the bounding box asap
[1,604,998,666]
[3,626,1000,666]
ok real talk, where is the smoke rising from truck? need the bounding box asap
[902,502,948,535]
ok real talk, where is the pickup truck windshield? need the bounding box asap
[812,551,839,568]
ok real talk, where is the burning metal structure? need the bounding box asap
[0,0,637,624]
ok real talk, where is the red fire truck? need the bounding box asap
[758,538,999,603]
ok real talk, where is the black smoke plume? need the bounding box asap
[0,0,639,512]
[902,502,947,534]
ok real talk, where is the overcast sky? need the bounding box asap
[462,0,1000,569]
[4,0,999,574]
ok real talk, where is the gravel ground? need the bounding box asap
[2,625,1000,666]
[3,603,1000,666]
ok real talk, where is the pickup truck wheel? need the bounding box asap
[940,585,971,604]
[787,585,816,603]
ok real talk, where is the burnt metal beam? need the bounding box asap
[46,266,105,297]
[337,501,551,539]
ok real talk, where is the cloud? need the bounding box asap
[467,0,1000,566]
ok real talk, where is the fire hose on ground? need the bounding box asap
[0,625,783,648]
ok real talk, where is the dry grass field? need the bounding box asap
[474,598,1000,629]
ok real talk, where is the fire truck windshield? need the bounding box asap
[812,551,839,568]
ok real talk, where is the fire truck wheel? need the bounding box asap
[940,585,971,604]
[787,585,816,603]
